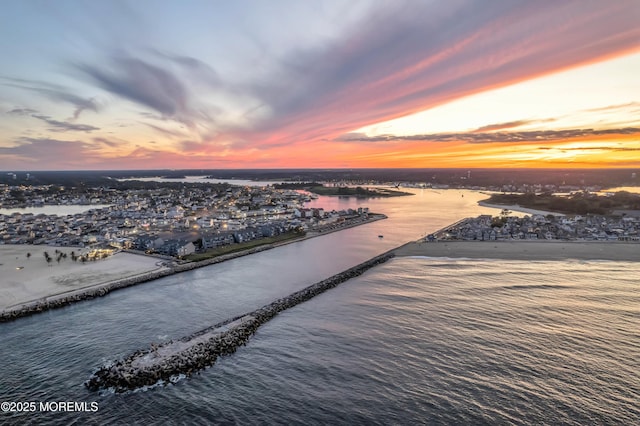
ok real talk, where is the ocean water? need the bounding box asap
[1,190,638,424]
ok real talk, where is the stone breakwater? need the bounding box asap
[85,251,395,393]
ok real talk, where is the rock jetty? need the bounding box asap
[85,251,395,392]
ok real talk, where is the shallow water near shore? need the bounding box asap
[1,189,638,424]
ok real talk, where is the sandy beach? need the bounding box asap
[0,245,168,311]
[395,240,640,261]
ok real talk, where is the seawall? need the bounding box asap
[85,251,395,393]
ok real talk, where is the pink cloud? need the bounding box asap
[235,0,640,153]
[2,1,639,169]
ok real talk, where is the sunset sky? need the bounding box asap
[1,0,639,170]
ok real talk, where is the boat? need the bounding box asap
[378,235,384,238]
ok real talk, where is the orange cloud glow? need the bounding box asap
[1,1,639,170]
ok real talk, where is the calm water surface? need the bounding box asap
[1,190,637,424]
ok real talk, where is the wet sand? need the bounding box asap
[395,240,640,261]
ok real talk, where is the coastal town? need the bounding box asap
[0,182,374,258]
[3,176,640,258]
[2,177,639,323]
[427,211,640,242]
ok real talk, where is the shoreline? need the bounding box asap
[394,240,640,262]
[0,214,387,322]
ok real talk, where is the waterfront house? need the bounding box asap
[201,231,235,249]
[157,239,195,257]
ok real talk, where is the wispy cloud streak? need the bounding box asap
[338,127,640,144]
[472,119,557,133]
[237,0,640,148]
[6,108,38,116]
[75,52,224,133]
[584,102,640,113]
[0,138,99,166]
[77,57,189,119]
[0,77,100,119]
[31,114,99,133]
